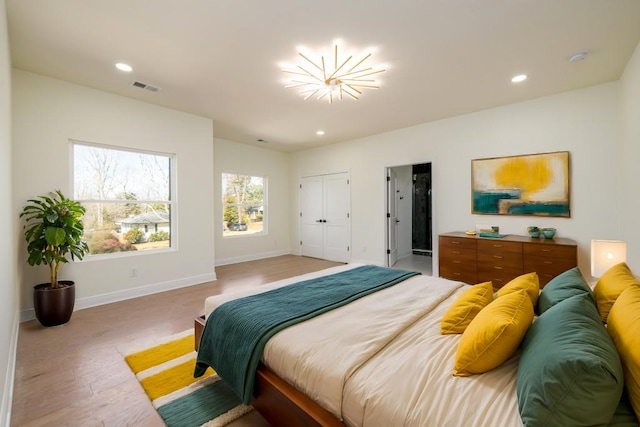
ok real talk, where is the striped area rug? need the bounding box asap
[124,330,253,427]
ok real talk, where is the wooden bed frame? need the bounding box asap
[195,316,345,427]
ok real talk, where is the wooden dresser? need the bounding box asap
[439,232,577,288]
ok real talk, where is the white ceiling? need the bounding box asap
[7,1,640,152]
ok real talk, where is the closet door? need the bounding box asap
[322,173,350,262]
[299,172,350,262]
[300,176,324,259]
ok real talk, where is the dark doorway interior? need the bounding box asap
[412,163,432,255]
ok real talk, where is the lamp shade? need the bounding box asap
[591,240,627,278]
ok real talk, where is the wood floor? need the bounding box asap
[10,255,342,427]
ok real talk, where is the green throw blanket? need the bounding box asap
[194,265,419,404]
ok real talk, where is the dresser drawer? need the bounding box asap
[477,251,523,270]
[439,236,476,251]
[477,265,523,289]
[440,247,477,263]
[523,243,576,260]
[524,256,578,287]
[439,263,477,285]
[477,239,522,254]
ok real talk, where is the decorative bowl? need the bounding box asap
[541,228,556,239]
[527,226,540,238]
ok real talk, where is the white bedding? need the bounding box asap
[203,265,524,426]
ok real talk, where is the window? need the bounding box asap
[222,173,265,237]
[72,141,174,256]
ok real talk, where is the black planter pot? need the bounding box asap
[33,281,75,327]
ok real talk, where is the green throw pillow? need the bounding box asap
[608,391,640,427]
[517,293,623,427]
[536,267,595,315]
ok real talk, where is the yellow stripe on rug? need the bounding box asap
[125,333,195,373]
[141,357,214,401]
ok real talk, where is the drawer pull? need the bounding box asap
[494,266,503,270]
[453,260,462,264]
[453,272,461,276]
[493,255,503,259]
[544,261,553,264]
[495,278,504,282]
[451,241,460,244]
[493,244,503,248]
[542,249,552,252]
[452,251,460,254]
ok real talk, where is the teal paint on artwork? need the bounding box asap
[507,202,570,216]
[472,191,520,214]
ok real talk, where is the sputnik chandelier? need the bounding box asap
[282,42,386,103]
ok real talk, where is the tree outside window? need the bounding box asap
[72,141,174,255]
[222,173,265,237]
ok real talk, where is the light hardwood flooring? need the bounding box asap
[10,255,343,427]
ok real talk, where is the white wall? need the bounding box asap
[213,138,291,265]
[12,70,216,318]
[620,40,640,272]
[292,82,622,281]
[1,0,18,424]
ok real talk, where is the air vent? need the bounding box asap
[132,81,161,92]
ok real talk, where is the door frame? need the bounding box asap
[385,163,433,269]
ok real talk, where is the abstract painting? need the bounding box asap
[471,151,570,217]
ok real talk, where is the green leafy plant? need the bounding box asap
[20,190,89,288]
[148,230,169,242]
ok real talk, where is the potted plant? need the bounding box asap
[20,190,89,326]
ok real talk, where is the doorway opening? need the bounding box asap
[386,163,432,276]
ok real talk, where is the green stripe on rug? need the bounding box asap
[158,379,250,427]
[124,330,252,427]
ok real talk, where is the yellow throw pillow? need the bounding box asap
[454,289,534,377]
[496,272,540,307]
[594,262,640,323]
[606,285,640,420]
[441,282,494,335]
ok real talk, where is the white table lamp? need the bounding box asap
[591,239,627,278]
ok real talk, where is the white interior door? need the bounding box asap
[299,172,350,262]
[323,172,350,263]
[300,176,323,259]
[387,169,398,266]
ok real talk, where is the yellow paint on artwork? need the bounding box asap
[494,157,552,200]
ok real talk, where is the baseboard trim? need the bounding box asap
[1,310,19,426]
[19,272,217,322]
[215,249,291,267]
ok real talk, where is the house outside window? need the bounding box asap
[222,173,265,237]
[72,140,174,256]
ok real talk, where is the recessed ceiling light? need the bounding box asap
[511,74,527,83]
[569,51,588,62]
[115,62,133,72]
[257,138,269,143]
[316,130,325,136]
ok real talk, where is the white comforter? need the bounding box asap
[204,264,524,427]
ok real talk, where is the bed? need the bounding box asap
[195,263,640,427]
